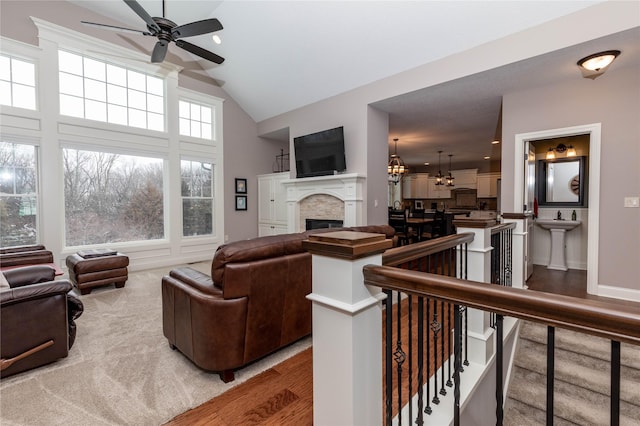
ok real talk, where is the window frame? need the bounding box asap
[0,138,42,246]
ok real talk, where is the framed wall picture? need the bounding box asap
[235,178,247,194]
[235,195,247,211]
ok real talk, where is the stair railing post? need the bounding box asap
[454,220,495,364]
[302,231,392,426]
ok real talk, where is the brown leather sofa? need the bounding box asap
[0,265,84,378]
[0,244,54,268]
[162,225,394,382]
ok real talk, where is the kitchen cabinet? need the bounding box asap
[402,173,429,199]
[451,169,478,188]
[477,173,501,198]
[427,177,451,199]
[258,172,289,236]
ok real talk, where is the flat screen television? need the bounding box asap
[294,126,347,178]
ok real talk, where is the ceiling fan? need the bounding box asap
[81,0,225,64]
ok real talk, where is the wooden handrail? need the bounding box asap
[490,222,516,235]
[364,265,640,346]
[382,233,474,267]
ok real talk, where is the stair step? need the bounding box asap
[514,337,640,405]
[508,366,640,426]
[519,320,640,369]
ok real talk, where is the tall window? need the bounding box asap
[0,54,36,110]
[181,159,214,237]
[58,50,164,131]
[179,100,213,139]
[63,148,165,247]
[0,142,38,246]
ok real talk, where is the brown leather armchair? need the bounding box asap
[0,265,83,378]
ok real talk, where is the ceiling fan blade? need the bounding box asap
[175,40,225,64]
[81,21,152,36]
[151,40,169,63]
[171,18,223,39]
[123,0,161,33]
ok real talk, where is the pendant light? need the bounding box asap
[435,150,444,186]
[388,138,407,184]
[446,154,455,187]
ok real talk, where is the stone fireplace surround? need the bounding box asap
[281,173,366,233]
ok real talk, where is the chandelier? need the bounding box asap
[446,154,455,187]
[434,150,444,186]
[388,138,407,184]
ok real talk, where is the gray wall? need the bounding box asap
[501,65,640,291]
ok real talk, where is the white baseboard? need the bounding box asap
[596,284,640,303]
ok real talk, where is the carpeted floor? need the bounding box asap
[0,262,311,425]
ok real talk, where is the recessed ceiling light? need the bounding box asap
[212,35,222,44]
[484,156,491,160]
[491,140,500,145]
[424,162,430,166]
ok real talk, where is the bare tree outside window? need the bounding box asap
[63,148,165,246]
[181,159,214,237]
[0,142,38,246]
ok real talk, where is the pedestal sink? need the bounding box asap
[535,219,581,271]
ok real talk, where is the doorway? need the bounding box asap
[514,123,601,295]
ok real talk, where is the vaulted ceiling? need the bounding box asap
[68,1,638,169]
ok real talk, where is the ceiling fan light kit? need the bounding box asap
[82,0,225,65]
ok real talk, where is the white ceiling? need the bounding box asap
[69,1,638,169]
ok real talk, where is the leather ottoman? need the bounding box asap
[66,252,129,295]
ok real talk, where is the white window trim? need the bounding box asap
[0,19,225,270]
[0,37,42,117]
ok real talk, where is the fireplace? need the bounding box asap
[282,173,365,233]
[306,219,344,230]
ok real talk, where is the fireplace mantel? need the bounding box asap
[282,173,366,233]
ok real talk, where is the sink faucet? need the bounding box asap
[557,210,562,220]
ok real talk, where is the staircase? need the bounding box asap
[504,321,640,425]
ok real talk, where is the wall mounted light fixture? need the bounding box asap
[546,143,576,160]
[577,50,620,80]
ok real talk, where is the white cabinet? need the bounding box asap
[427,177,451,199]
[258,172,289,236]
[402,173,429,199]
[477,173,501,198]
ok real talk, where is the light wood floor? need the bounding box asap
[165,266,595,425]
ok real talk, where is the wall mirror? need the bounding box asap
[536,156,587,207]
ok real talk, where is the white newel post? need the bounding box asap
[302,231,392,426]
[454,219,495,364]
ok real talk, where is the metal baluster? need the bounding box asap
[431,296,440,405]
[463,244,469,367]
[384,290,393,426]
[425,297,432,415]
[611,340,621,426]
[440,300,447,396]
[495,314,504,426]
[408,294,413,423]
[447,301,453,388]
[416,297,425,425]
[453,304,462,426]
[547,326,555,425]
[446,248,453,388]
[395,291,406,425]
